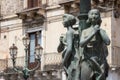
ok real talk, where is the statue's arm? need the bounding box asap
[80,26,99,47]
[100,29,110,45]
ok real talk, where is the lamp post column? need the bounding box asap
[23,47,29,80]
[25,47,28,69]
[78,0,91,31]
[78,0,91,80]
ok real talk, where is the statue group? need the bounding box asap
[57,9,110,80]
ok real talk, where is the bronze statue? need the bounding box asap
[58,9,110,80]
[79,9,110,80]
[57,14,78,80]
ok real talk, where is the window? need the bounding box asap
[28,0,41,8]
[29,31,41,63]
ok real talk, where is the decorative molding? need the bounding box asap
[26,26,44,33]
[59,0,74,5]
[47,15,63,23]
[0,15,18,21]
[46,5,61,11]
[17,7,46,28]
[59,0,80,16]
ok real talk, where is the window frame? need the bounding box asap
[28,31,42,69]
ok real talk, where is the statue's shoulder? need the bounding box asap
[99,28,110,45]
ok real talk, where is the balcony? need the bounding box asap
[0,56,39,74]
[0,57,25,73]
[59,0,74,5]
[0,53,62,74]
[16,6,46,28]
[0,59,7,71]
[41,52,62,71]
[59,0,80,15]
[111,46,120,67]
[0,55,61,79]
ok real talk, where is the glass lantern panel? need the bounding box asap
[35,49,40,55]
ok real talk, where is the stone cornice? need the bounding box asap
[45,5,61,11]
[59,0,74,5]
[0,15,18,21]
[16,7,46,28]
[16,7,45,20]
[47,14,63,23]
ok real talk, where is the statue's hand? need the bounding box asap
[93,25,100,31]
[59,34,67,45]
[59,36,64,43]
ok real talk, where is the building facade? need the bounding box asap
[0,0,120,80]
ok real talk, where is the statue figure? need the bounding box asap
[57,9,110,80]
[79,9,110,80]
[57,14,79,80]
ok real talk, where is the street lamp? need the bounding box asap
[9,44,18,59]
[22,34,30,47]
[35,44,43,60]
[9,35,43,80]
[9,44,18,68]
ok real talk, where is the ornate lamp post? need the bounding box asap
[35,44,43,60]
[9,44,18,67]
[9,35,43,80]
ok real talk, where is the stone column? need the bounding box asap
[23,0,27,9]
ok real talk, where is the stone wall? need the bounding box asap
[46,0,61,6]
[1,0,23,17]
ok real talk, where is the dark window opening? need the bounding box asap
[28,31,41,69]
[28,0,42,8]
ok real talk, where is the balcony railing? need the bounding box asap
[41,52,62,71]
[0,49,120,72]
[111,46,120,67]
[0,59,7,71]
[7,56,25,68]
[0,53,62,73]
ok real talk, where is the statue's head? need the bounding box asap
[87,9,102,25]
[63,14,76,27]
